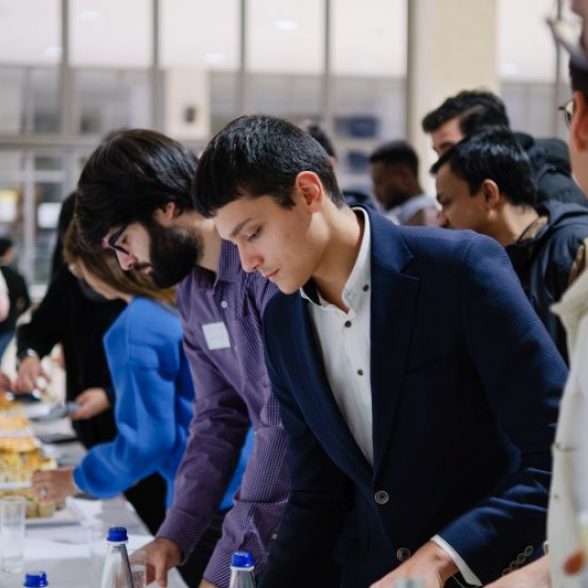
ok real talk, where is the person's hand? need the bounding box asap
[485,555,550,587]
[139,538,182,587]
[31,468,77,503]
[370,541,457,588]
[70,388,110,420]
[14,356,49,393]
[198,580,219,588]
[0,371,12,392]
[564,549,585,575]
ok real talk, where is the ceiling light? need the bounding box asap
[274,19,299,31]
[44,46,62,58]
[204,52,226,65]
[80,10,101,21]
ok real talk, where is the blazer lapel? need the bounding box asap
[292,296,372,481]
[368,212,421,476]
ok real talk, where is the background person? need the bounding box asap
[369,140,438,226]
[432,126,588,362]
[0,237,30,359]
[422,89,587,208]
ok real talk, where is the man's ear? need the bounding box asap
[571,91,588,153]
[295,171,324,211]
[480,179,501,209]
[153,201,177,225]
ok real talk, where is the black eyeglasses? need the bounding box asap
[559,99,576,128]
[105,224,129,255]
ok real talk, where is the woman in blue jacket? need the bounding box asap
[33,223,251,584]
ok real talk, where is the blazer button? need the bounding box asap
[374,490,389,505]
[396,547,412,562]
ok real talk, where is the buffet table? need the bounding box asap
[0,416,188,588]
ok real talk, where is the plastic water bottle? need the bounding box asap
[229,551,256,588]
[99,526,135,588]
[23,571,49,587]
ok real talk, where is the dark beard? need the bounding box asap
[145,221,204,288]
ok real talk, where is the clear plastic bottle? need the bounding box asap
[23,571,49,587]
[229,551,256,588]
[99,526,135,588]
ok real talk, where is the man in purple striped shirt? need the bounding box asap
[75,129,288,588]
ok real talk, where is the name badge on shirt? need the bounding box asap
[202,321,231,350]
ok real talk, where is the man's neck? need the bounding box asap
[176,211,222,273]
[312,206,364,312]
[493,205,540,247]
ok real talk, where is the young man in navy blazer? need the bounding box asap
[193,114,567,588]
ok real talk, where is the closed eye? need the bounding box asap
[246,227,262,242]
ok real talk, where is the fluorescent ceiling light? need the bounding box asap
[204,52,226,64]
[500,62,518,76]
[44,46,62,58]
[274,19,299,31]
[79,10,101,21]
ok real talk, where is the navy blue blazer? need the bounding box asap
[259,209,566,588]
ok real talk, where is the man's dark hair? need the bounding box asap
[193,115,344,218]
[421,90,510,136]
[302,123,337,159]
[76,128,197,250]
[570,59,588,100]
[431,127,537,207]
[0,238,13,258]
[369,140,419,176]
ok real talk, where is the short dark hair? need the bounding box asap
[302,123,337,159]
[0,238,13,258]
[369,140,419,176]
[76,128,197,250]
[421,90,510,136]
[570,59,588,100]
[430,127,537,207]
[192,115,344,218]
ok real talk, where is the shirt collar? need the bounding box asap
[301,207,371,310]
[190,240,240,289]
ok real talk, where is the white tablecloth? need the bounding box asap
[0,417,188,588]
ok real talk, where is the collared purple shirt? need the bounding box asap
[156,241,289,587]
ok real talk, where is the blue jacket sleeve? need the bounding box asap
[73,309,182,499]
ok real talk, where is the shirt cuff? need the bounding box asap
[432,534,482,586]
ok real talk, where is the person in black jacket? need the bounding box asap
[13,192,167,535]
[422,89,588,208]
[432,127,588,362]
[0,238,31,359]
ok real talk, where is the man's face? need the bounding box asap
[105,219,202,288]
[213,192,326,294]
[435,163,489,232]
[370,161,410,208]
[430,117,464,156]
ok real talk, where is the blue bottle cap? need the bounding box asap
[231,551,254,568]
[106,526,128,542]
[23,571,48,587]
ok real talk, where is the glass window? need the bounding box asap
[72,70,151,134]
[160,0,239,70]
[247,0,325,75]
[0,1,61,135]
[330,0,407,196]
[70,0,152,68]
